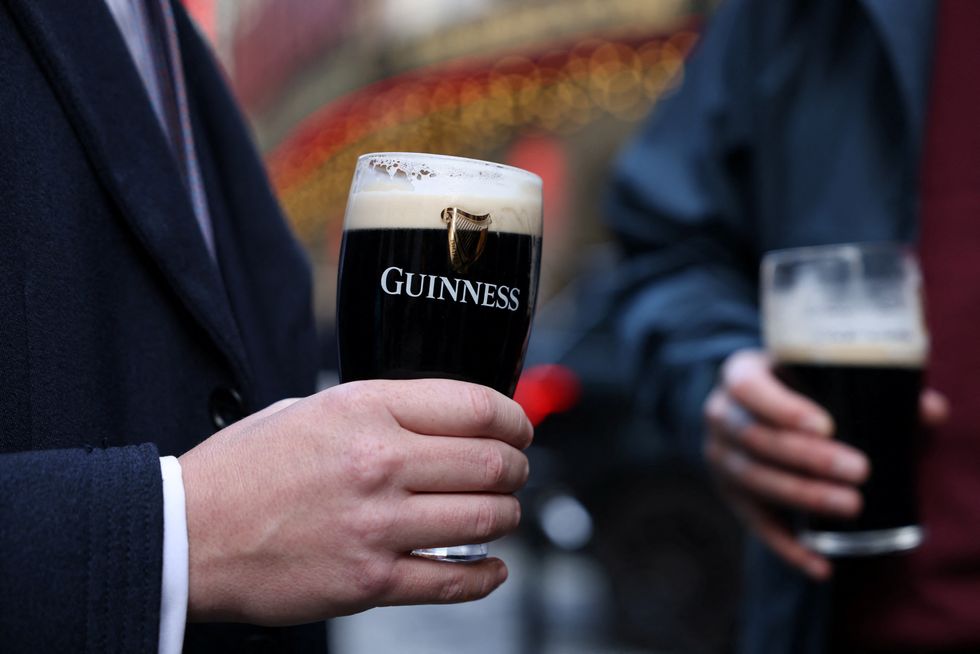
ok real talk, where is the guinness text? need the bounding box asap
[380,266,521,311]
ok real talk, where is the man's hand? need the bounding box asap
[178,379,532,625]
[703,349,948,580]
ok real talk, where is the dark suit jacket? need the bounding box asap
[0,0,323,651]
[605,1,934,652]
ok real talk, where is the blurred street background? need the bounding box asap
[182,1,741,651]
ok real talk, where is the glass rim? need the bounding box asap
[355,151,543,187]
[762,241,915,267]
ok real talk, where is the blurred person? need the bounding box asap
[0,1,531,652]
[605,0,980,652]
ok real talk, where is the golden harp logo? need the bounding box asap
[441,207,492,274]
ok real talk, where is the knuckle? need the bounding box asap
[516,453,530,488]
[521,419,535,449]
[438,569,470,603]
[474,569,499,600]
[473,497,499,541]
[324,380,363,407]
[467,385,498,431]
[351,507,394,548]
[482,445,507,488]
[356,557,396,600]
[318,382,365,423]
[510,417,534,451]
[508,496,522,530]
[327,380,384,415]
[343,436,399,491]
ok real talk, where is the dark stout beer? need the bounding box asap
[337,227,540,396]
[776,353,923,536]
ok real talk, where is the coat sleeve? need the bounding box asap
[0,444,163,653]
[604,0,764,458]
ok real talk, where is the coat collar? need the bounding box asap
[858,0,936,148]
[5,0,252,390]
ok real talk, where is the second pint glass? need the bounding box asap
[336,152,543,561]
[762,243,927,556]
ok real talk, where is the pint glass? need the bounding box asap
[762,243,927,556]
[337,152,543,561]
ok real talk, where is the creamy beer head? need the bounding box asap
[337,153,543,398]
[344,152,543,237]
[762,242,928,367]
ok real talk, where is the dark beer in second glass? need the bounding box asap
[776,353,922,544]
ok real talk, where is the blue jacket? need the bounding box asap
[0,1,322,651]
[605,1,934,652]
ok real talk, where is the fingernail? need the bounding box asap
[832,452,868,482]
[799,413,833,436]
[824,489,858,514]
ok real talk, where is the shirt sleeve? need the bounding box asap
[159,456,188,654]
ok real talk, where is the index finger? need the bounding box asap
[380,379,534,449]
[722,350,833,436]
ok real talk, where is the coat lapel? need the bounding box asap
[4,0,253,389]
[859,0,937,149]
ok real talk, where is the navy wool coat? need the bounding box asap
[605,1,934,652]
[0,0,322,651]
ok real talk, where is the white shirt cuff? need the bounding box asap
[159,456,189,654]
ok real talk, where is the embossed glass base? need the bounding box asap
[411,544,488,562]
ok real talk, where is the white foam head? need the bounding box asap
[343,152,543,235]
[762,244,928,367]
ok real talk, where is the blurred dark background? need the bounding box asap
[182,1,740,651]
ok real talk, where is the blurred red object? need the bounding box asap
[514,364,582,427]
[507,135,569,246]
[182,0,216,42]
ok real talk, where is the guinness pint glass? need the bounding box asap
[762,243,927,556]
[337,153,543,561]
